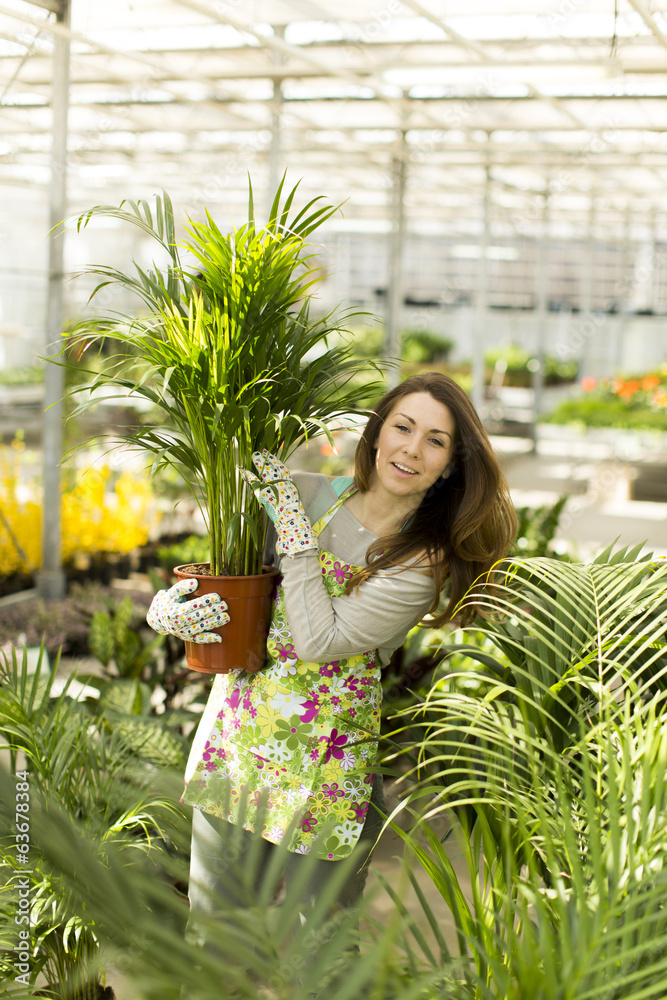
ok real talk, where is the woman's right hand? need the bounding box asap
[146,578,229,643]
[239,449,318,557]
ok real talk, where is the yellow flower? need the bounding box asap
[330,798,354,821]
[0,439,161,574]
[254,702,278,738]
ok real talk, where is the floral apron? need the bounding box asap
[182,489,382,861]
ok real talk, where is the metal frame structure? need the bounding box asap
[2,1,667,234]
[39,0,68,599]
[2,0,667,596]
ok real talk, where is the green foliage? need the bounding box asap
[544,393,667,430]
[0,644,186,996]
[485,343,578,385]
[350,325,454,365]
[401,330,454,365]
[544,370,667,430]
[62,177,384,576]
[88,594,163,679]
[0,759,447,999]
[350,324,385,358]
[80,592,202,768]
[155,533,210,571]
[0,365,44,386]
[512,493,570,559]
[382,546,667,997]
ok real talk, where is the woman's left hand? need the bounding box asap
[239,449,318,557]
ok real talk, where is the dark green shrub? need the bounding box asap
[401,329,454,364]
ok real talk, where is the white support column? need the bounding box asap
[650,208,660,315]
[385,138,407,387]
[531,188,550,451]
[472,162,491,414]
[579,196,596,381]
[267,25,285,205]
[38,0,70,601]
[616,206,632,371]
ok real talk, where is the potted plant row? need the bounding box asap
[61,177,382,674]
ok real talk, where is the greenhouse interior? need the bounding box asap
[2,1,667,998]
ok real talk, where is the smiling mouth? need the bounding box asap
[392,462,418,475]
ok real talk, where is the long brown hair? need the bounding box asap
[346,371,517,628]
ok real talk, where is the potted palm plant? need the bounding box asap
[63,177,382,674]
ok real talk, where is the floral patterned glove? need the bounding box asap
[146,578,230,644]
[239,449,318,558]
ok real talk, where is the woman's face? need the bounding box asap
[371,391,456,501]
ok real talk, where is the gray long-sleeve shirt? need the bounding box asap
[272,473,436,666]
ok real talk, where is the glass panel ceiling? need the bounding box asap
[1,0,667,237]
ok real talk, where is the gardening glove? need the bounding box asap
[146,578,229,643]
[239,449,318,558]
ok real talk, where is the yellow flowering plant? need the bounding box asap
[0,437,160,577]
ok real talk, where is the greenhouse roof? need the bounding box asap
[2,0,667,238]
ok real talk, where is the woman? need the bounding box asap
[147,371,517,924]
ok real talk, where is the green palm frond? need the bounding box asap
[380,551,667,998]
[0,759,451,1000]
[60,177,384,575]
[0,647,190,996]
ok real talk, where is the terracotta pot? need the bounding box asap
[173,564,280,674]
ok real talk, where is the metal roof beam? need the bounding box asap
[0,142,660,164]
[399,0,490,61]
[172,0,470,146]
[5,55,647,80]
[174,0,381,91]
[399,0,594,131]
[198,12,455,154]
[0,2,299,135]
[12,88,667,107]
[626,0,667,51]
[23,0,60,12]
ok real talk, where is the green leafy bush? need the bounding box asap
[350,325,453,364]
[155,534,209,572]
[385,545,667,998]
[88,595,163,679]
[513,493,570,558]
[544,370,667,429]
[485,343,578,385]
[0,365,44,386]
[0,645,187,996]
[401,329,454,364]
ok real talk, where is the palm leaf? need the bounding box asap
[61,178,384,576]
[380,550,667,998]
